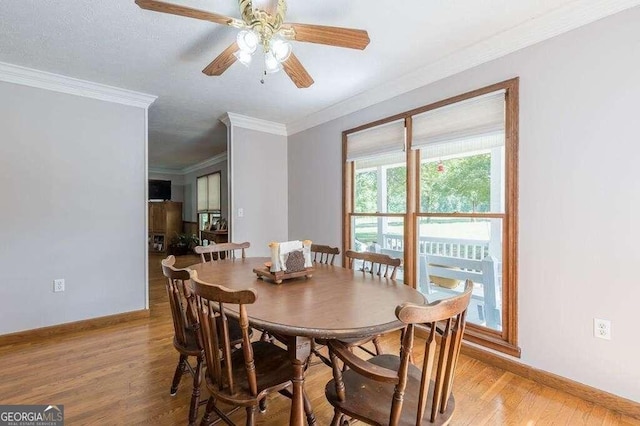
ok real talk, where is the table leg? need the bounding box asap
[287,336,316,426]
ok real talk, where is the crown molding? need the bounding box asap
[286,0,640,135]
[148,167,183,176]
[182,152,227,175]
[149,152,227,176]
[221,112,287,136]
[0,62,157,109]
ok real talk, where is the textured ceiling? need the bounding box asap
[0,0,624,169]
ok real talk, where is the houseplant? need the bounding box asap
[169,233,199,256]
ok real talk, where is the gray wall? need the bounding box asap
[230,127,287,257]
[147,172,185,204]
[0,81,147,334]
[288,7,640,402]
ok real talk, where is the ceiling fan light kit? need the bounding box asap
[234,28,291,72]
[135,0,371,88]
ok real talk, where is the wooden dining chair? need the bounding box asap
[194,242,250,263]
[161,256,205,426]
[339,250,404,357]
[345,250,402,280]
[311,244,340,265]
[325,280,473,426]
[162,256,248,425]
[191,271,313,426]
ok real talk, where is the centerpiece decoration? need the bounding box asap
[253,240,313,284]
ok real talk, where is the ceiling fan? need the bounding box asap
[135,0,371,88]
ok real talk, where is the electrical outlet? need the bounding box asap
[594,318,611,340]
[238,208,244,218]
[53,279,65,293]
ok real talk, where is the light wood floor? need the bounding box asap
[0,254,637,425]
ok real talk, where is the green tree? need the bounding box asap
[421,154,491,213]
[447,154,491,212]
[355,170,377,212]
[386,165,406,213]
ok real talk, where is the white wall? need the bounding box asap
[0,81,148,334]
[288,7,640,402]
[147,172,185,204]
[230,127,288,257]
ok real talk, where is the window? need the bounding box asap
[348,120,407,279]
[197,172,221,231]
[343,79,519,356]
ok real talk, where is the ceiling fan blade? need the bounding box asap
[283,23,370,50]
[135,0,236,26]
[202,42,239,76]
[283,53,314,88]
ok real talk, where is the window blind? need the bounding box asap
[207,173,220,211]
[420,133,505,160]
[197,176,207,212]
[346,119,405,162]
[197,172,221,213]
[355,151,406,170]
[412,90,506,158]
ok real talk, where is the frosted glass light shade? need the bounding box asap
[234,50,253,67]
[271,38,292,62]
[237,30,258,53]
[264,51,281,73]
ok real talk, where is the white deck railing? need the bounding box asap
[381,233,490,260]
[375,233,500,329]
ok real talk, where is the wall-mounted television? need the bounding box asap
[148,179,171,200]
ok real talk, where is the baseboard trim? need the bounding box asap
[461,343,640,420]
[0,309,150,347]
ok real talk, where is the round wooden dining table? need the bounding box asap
[188,257,426,426]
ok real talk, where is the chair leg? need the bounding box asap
[200,397,215,426]
[309,340,332,368]
[245,406,257,426]
[303,389,317,425]
[330,408,342,426]
[188,354,203,425]
[170,354,188,396]
[372,336,383,355]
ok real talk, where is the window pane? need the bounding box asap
[416,217,503,331]
[354,169,377,213]
[420,147,504,213]
[386,164,406,213]
[197,176,207,212]
[199,213,208,231]
[351,216,405,281]
[354,152,406,214]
